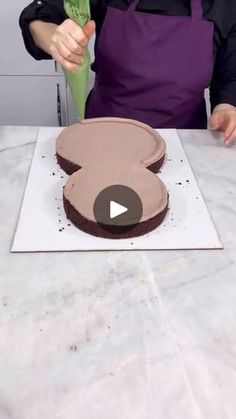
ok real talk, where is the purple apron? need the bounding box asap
[86,0,214,128]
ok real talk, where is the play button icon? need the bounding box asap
[110,201,128,219]
[93,185,143,233]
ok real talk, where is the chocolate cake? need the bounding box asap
[56,117,168,239]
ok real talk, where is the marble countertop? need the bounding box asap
[0,126,236,419]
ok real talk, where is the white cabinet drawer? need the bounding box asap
[0,75,68,126]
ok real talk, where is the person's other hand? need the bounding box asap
[49,19,95,73]
[209,104,236,147]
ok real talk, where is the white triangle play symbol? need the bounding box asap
[110,200,128,219]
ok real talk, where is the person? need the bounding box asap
[20,0,236,145]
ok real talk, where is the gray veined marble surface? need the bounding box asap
[0,126,236,419]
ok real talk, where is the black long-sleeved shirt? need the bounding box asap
[19,0,236,111]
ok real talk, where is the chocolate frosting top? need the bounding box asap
[56,118,166,169]
[56,117,168,223]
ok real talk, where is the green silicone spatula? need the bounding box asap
[64,0,91,120]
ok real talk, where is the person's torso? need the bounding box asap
[88,0,236,56]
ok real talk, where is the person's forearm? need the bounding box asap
[29,21,58,56]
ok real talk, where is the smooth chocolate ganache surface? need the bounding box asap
[56,117,168,239]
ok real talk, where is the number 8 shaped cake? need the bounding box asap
[56,117,169,239]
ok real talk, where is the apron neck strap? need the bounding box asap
[191,0,203,18]
[128,0,141,12]
[128,0,203,18]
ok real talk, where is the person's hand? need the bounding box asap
[49,19,96,73]
[209,105,236,147]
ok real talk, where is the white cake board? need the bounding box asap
[11,128,222,252]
